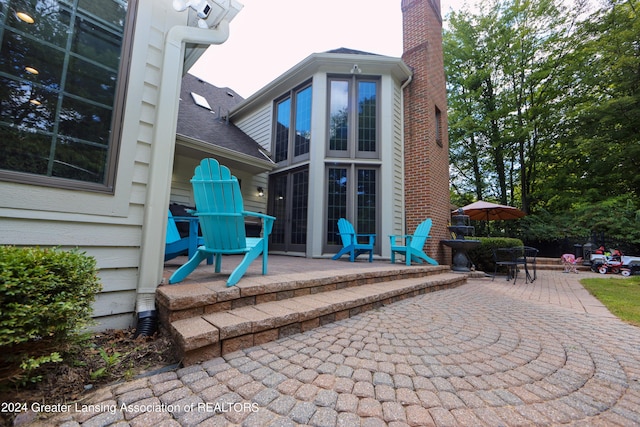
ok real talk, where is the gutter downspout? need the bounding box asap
[400,73,413,236]
[134,21,230,336]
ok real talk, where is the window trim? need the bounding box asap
[0,0,138,193]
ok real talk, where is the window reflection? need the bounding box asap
[294,86,311,157]
[329,80,348,151]
[274,98,290,163]
[0,0,129,186]
[328,77,378,156]
[274,83,312,164]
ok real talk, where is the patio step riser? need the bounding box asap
[167,272,466,366]
[536,264,591,271]
[157,265,450,324]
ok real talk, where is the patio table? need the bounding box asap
[492,246,538,283]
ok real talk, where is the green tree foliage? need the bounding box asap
[555,0,640,201]
[445,0,640,249]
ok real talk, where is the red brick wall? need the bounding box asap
[401,0,452,264]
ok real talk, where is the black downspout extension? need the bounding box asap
[134,310,158,338]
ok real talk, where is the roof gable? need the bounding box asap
[324,47,381,56]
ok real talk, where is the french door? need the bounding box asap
[269,168,309,253]
[325,165,378,253]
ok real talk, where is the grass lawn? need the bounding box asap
[581,276,640,327]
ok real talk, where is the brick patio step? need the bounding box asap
[166,272,467,365]
[156,265,452,324]
[536,257,591,271]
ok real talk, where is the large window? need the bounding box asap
[0,0,133,190]
[326,76,380,251]
[328,76,379,158]
[273,83,312,164]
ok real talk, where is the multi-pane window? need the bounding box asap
[357,169,376,235]
[326,166,377,247]
[328,76,378,158]
[290,170,308,244]
[274,98,290,162]
[273,83,312,164]
[294,87,311,157]
[329,81,348,152]
[326,167,347,245]
[270,174,287,245]
[357,82,376,152]
[0,0,132,189]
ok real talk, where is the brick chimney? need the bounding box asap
[401,0,451,264]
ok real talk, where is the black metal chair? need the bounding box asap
[492,247,520,282]
[521,246,538,282]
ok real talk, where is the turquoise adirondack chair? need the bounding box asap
[331,218,375,262]
[164,210,200,261]
[390,218,438,266]
[169,158,276,287]
[165,210,213,264]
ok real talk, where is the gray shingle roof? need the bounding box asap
[324,47,381,56]
[177,74,269,161]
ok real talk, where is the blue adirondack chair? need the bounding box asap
[331,218,375,262]
[164,210,201,261]
[164,210,214,265]
[390,218,438,266]
[169,158,276,287]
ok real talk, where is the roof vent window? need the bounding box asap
[191,92,212,110]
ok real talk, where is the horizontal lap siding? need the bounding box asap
[0,218,144,331]
[233,103,272,152]
[392,85,405,237]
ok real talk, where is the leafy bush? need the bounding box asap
[0,246,102,385]
[468,237,524,273]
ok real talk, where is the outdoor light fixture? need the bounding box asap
[15,11,35,24]
[172,0,242,29]
[257,187,264,197]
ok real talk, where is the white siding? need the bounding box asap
[391,82,406,238]
[234,103,273,152]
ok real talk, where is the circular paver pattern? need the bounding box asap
[38,280,640,426]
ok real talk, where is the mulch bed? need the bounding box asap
[0,329,178,426]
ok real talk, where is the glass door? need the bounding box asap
[325,165,378,254]
[269,168,309,253]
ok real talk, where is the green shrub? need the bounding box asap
[0,246,102,385]
[468,237,524,273]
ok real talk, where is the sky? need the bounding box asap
[188,0,466,98]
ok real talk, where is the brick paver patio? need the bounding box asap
[26,269,640,426]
